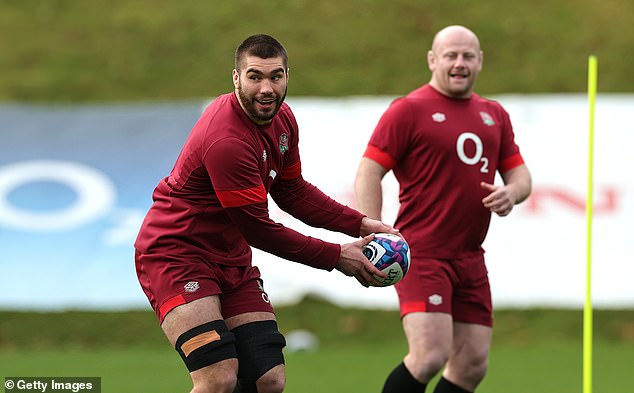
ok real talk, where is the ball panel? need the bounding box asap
[372,261,405,286]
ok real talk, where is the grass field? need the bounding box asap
[2,0,634,102]
[2,297,633,392]
[3,343,633,392]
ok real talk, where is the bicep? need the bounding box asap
[500,164,530,185]
[354,158,388,219]
[356,157,389,181]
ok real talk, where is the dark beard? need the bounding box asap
[237,86,287,124]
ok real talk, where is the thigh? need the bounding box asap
[162,296,241,379]
[161,296,224,346]
[402,312,453,360]
[444,322,492,389]
[451,322,492,360]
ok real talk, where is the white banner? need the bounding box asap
[0,95,631,309]
[256,95,634,309]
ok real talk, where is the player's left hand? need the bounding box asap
[481,181,515,216]
[359,217,399,237]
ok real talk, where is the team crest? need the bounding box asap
[262,149,267,162]
[480,111,495,126]
[279,133,289,154]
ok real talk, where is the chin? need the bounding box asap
[448,87,472,98]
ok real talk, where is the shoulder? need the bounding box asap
[198,93,250,137]
[380,85,439,123]
[389,85,442,112]
[202,93,234,116]
[270,102,299,141]
[275,102,298,125]
[471,93,507,113]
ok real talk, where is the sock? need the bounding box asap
[382,362,427,393]
[433,377,472,393]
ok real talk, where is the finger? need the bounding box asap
[358,233,375,246]
[368,263,388,278]
[480,181,496,192]
[383,225,400,236]
[482,194,498,206]
[497,205,512,216]
[354,273,369,288]
[368,274,387,287]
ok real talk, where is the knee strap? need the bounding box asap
[232,320,286,382]
[175,320,237,372]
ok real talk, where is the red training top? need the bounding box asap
[135,93,364,270]
[363,84,524,258]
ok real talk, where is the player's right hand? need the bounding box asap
[336,234,387,287]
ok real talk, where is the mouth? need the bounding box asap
[449,71,469,80]
[256,97,277,109]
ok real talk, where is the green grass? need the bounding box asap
[3,343,633,392]
[2,0,633,102]
[1,297,633,392]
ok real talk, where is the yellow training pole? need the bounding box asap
[584,55,597,393]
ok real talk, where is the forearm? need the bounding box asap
[503,164,532,205]
[225,203,340,270]
[270,177,363,237]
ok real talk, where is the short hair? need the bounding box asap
[235,34,288,72]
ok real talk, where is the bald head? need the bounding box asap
[431,25,481,53]
[427,25,483,99]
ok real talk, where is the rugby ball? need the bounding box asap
[362,233,410,286]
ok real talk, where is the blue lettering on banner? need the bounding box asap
[0,103,201,310]
[0,160,116,231]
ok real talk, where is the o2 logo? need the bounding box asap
[456,132,489,173]
[0,160,116,232]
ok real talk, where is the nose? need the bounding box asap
[454,55,466,67]
[260,79,274,94]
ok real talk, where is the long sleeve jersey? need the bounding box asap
[135,93,364,271]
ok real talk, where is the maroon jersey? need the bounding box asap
[363,85,524,258]
[135,93,363,270]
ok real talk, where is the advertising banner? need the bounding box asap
[0,96,631,310]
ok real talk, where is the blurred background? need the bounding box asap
[1,1,633,392]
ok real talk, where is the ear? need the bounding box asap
[232,69,240,89]
[427,50,436,72]
[477,50,484,72]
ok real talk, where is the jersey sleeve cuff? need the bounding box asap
[499,153,525,173]
[302,240,340,271]
[363,144,396,170]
